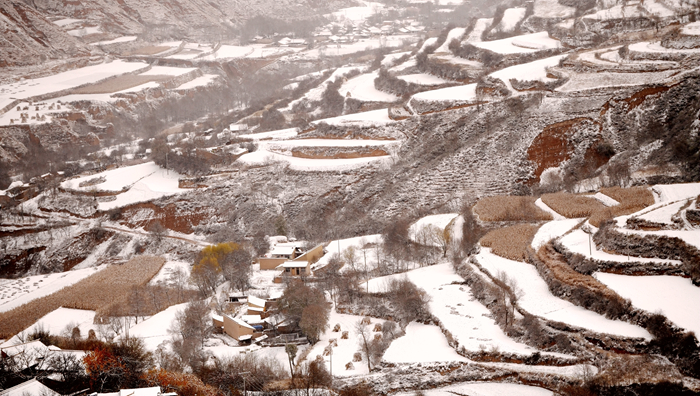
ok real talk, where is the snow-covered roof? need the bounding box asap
[248,295,267,308]
[225,314,255,330]
[270,245,295,256]
[277,261,309,268]
[242,314,263,324]
[239,334,253,341]
[212,314,224,323]
[0,379,60,396]
[247,306,264,313]
[254,334,268,342]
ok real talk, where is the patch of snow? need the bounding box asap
[125,303,188,351]
[591,192,620,207]
[312,109,396,126]
[141,66,198,76]
[237,149,391,171]
[652,182,700,202]
[90,36,138,46]
[175,74,218,90]
[305,309,385,376]
[384,322,468,363]
[636,199,688,225]
[339,72,398,102]
[67,26,101,37]
[21,307,97,339]
[408,213,459,245]
[560,229,683,265]
[411,82,477,102]
[238,128,299,141]
[475,249,652,339]
[0,61,148,111]
[490,55,566,91]
[533,0,576,19]
[394,381,554,396]
[396,73,449,85]
[557,70,678,92]
[595,273,700,335]
[434,28,467,53]
[0,267,105,313]
[629,41,700,54]
[201,45,254,60]
[475,32,561,54]
[466,18,493,43]
[313,234,382,273]
[535,198,566,220]
[53,18,82,27]
[382,51,411,67]
[496,8,527,33]
[531,218,583,250]
[681,21,700,36]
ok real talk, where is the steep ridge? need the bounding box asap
[0,0,88,66]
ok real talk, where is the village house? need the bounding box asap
[222,314,256,342]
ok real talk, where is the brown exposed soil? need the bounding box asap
[118,201,212,234]
[287,147,389,159]
[624,85,670,109]
[527,118,591,183]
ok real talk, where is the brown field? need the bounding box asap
[474,196,553,222]
[72,74,170,94]
[0,256,165,339]
[481,224,541,262]
[541,193,607,218]
[537,244,624,301]
[589,186,655,226]
[125,46,171,56]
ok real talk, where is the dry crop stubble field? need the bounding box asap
[0,256,165,339]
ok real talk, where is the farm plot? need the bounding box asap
[18,307,97,340]
[410,83,477,102]
[339,72,398,102]
[123,303,188,351]
[541,193,607,218]
[465,18,492,43]
[312,234,382,273]
[616,228,700,250]
[533,0,576,19]
[382,51,411,67]
[633,199,689,226]
[559,228,683,265]
[396,73,450,86]
[595,273,700,335]
[305,310,386,376]
[237,147,391,171]
[493,7,527,34]
[61,161,187,211]
[201,45,253,60]
[362,264,549,356]
[393,382,554,396]
[557,70,679,93]
[0,60,149,111]
[0,266,105,313]
[383,322,467,363]
[474,196,552,222]
[474,32,561,54]
[434,28,467,54]
[175,74,218,90]
[283,66,365,111]
[489,55,566,92]
[652,182,700,202]
[311,109,396,127]
[531,218,583,250]
[474,249,652,339]
[481,224,541,262]
[0,256,165,339]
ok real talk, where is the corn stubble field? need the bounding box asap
[474,196,552,222]
[0,256,165,339]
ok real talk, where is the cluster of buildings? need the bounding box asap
[212,241,325,344]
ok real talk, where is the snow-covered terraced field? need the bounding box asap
[475,249,652,339]
[305,310,386,376]
[61,162,187,210]
[141,66,198,76]
[490,55,566,91]
[475,32,561,54]
[313,234,382,273]
[311,109,396,126]
[635,199,689,226]
[175,74,218,90]
[0,267,104,313]
[396,73,450,85]
[652,182,700,202]
[434,28,467,54]
[411,83,477,102]
[0,60,149,111]
[557,70,678,92]
[125,303,188,351]
[531,218,583,250]
[595,273,700,335]
[363,264,559,356]
[560,228,683,265]
[383,322,468,363]
[394,382,554,396]
[238,148,391,171]
[339,72,398,102]
[408,213,459,245]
